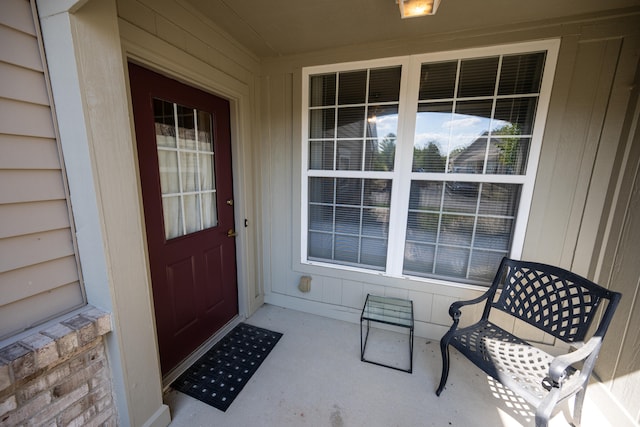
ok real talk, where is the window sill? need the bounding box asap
[299,259,490,293]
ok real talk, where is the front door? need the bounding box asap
[129,63,239,374]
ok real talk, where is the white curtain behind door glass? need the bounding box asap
[154,100,218,240]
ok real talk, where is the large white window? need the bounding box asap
[301,41,559,286]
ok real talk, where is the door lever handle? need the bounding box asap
[227,229,238,238]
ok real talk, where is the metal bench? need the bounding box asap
[436,257,621,427]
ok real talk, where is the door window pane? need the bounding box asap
[154,98,218,240]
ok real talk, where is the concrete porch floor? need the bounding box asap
[164,304,612,427]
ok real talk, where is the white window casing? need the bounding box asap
[301,40,560,287]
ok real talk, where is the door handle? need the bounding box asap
[227,229,238,238]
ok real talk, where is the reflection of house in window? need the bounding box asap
[448,131,524,175]
[338,153,351,170]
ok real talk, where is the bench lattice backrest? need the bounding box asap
[491,259,611,343]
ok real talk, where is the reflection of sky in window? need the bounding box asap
[415,112,509,154]
[369,113,398,143]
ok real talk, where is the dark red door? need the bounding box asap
[129,63,238,374]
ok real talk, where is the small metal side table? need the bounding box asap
[360,294,414,373]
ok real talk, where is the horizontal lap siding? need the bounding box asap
[0,0,83,339]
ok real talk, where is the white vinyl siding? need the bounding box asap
[302,40,559,286]
[0,0,84,339]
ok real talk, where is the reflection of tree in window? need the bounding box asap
[413,142,445,172]
[494,124,522,174]
[372,133,396,172]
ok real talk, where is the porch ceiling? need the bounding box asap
[183,0,640,58]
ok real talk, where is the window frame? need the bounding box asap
[301,40,560,286]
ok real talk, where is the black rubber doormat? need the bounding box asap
[171,323,283,411]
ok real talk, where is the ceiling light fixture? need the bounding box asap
[397,0,441,18]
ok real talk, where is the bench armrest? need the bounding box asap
[548,337,602,385]
[449,290,493,320]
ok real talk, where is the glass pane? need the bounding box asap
[369,67,401,103]
[362,207,389,238]
[360,237,387,267]
[155,100,218,239]
[337,140,363,171]
[197,111,214,152]
[310,73,336,107]
[335,206,361,234]
[419,61,457,100]
[413,102,452,172]
[487,137,529,175]
[493,97,537,135]
[334,235,359,263]
[154,99,176,148]
[406,211,439,243]
[309,204,333,232]
[157,150,179,194]
[367,105,398,142]
[336,178,362,205]
[201,192,218,229]
[364,179,391,207]
[449,137,488,174]
[403,242,435,274]
[309,177,335,204]
[439,214,474,246]
[468,250,505,282]
[458,57,499,98]
[408,181,443,211]
[163,195,182,240]
[183,194,201,234]
[338,70,367,105]
[180,152,198,192]
[448,100,493,174]
[308,232,333,259]
[443,183,479,213]
[366,137,395,172]
[176,104,196,150]
[474,217,513,250]
[309,140,335,170]
[478,183,520,216]
[498,52,545,95]
[309,109,335,139]
[337,107,365,138]
[199,154,215,190]
[307,178,390,269]
[435,246,470,277]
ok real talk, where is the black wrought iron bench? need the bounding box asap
[436,257,621,427]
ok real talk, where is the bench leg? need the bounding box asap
[436,339,450,396]
[572,386,586,427]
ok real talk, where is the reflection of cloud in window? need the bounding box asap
[414,113,513,154]
[443,116,482,129]
[415,132,481,154]
[371,114,397,142]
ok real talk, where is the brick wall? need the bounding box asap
[0,307,115,426]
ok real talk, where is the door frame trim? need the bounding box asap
[122,37,263,377]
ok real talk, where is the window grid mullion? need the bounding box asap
[173,103,187,237]
[444,60,462,175]
[193,108,204,231]
[482,55,504,175]
[465,183,484,279]
[327,177,334,260]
